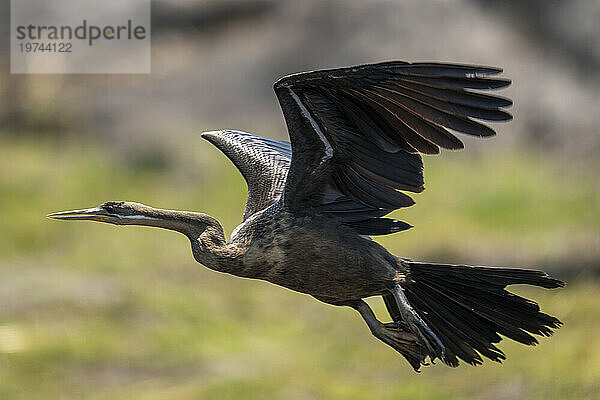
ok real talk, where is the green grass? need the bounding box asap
[0,134,598,399]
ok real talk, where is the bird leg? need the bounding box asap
[353,300,428,370]
[391,285,445,363]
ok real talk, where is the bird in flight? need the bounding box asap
[49,61,563,371]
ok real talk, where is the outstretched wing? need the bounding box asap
[201,130,291,221]
[274,61,512,235]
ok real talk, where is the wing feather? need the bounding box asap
[202,130,291,221]
[273,61,512,236]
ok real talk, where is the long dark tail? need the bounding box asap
[397,261,564,368]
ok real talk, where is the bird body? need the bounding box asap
[49,61,563,371]
[230,204,401,301]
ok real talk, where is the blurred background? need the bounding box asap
[0,0,599,399]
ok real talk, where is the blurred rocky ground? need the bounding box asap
[0,0,599,162]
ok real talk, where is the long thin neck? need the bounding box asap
[125,207,214,235]
[190,225,244,275]
[126,205,244,275]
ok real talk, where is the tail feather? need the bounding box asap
[407,283,505,366]
[423,280,553,343]
[402,261,564,368]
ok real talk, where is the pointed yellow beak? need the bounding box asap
[46,207,112,222]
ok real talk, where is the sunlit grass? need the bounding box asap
[0,134,598,399]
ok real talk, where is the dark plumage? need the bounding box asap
[48,61,563,371]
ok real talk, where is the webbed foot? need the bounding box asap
[391,285,445,363]
[353,300,429,371]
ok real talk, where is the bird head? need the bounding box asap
[47,201,159,225]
